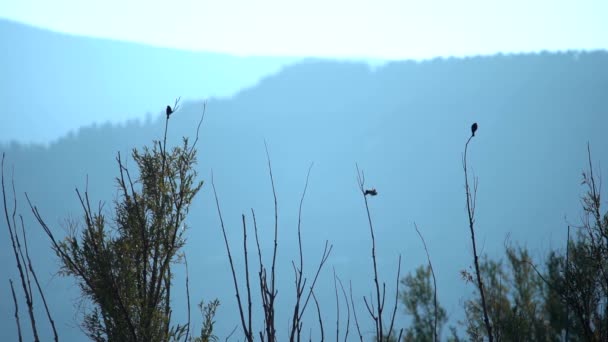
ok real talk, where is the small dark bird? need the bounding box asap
[471,122,478,137]
[364,188,378,196]
[166,105,173,118]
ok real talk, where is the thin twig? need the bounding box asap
[184,255,191,342]
[414,223,438,342]
[312,290,324,342]
[243,214,253,339]
[290,163,314,342]
[225,325,238,342]
[10,279,23,342]
[336,275,351,342]
[189,101,207,154]
[356,164,383,341]
[463,134,493,341]
[211,172,252,341]
[334,268,340,342]
[566,225,570,341]
[251,208,269,342]
[264,141,279,342]
[298,241,333,322]
[386,255,401,341]
[2,154,40,342]
[20,215,58,342]
[349,281,364,342]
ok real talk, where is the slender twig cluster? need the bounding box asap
[333,268,351,342]
[2,153,58,342]
[289,163,333,342]
[213,145,332,342]
[355,165,403,342]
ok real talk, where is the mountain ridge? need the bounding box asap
[0,18,298,144]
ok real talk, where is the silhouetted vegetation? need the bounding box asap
[3,153,58,342]
[6,114,606,341]
[454,145,608,342]
[2,52,608,341]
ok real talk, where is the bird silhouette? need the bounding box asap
[364,188,378,196]
[166,105,173,118]
[471,122,478,137]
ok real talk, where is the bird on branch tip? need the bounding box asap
[471,122,478,137]
[166,105,173,118]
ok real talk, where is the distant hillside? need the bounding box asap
[1,51,607,341]
[0,19,297,144]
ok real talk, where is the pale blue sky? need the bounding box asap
[1,0,606,59]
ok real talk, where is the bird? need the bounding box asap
[364,188,378,196]
[471,122,478,137]
[166,105,173,118]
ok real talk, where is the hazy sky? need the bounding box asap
[1,0,606,59]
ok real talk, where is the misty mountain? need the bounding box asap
[2,51,608,341]
[0,19,297,144]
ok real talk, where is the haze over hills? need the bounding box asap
[2,49,608,341]
[0,19,299,144]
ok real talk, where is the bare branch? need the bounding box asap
[349,281,364,342]
[264,141,279,342]
[414,223,438,342]
[386,255,401,341]
[211,172,252,341]
[356,164,383,341]
[463,132,493,341]
[20,215,58,342]
[3,154,40,342]
[311,290,324,342]
[10,279,23,342]
[336,274,351,342]
[242,214,253,339]
[334,268,340,342]
[290,163,314,341]
[225,325,238,342]
[189,101,207,155]
[298,241,332,322]
[184,255,191,342]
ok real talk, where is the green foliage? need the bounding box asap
[462,246,561,341]
[459,149,608,342]
[400,265,446,341]
[193,299,220,342]
[48,137,202,342]
[460,224,608,341]
[543,231,608,341]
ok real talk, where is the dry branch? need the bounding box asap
[463,132,493,341]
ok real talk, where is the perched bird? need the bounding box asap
[471,122,478,137]
[364,188,378,196]
[166,105,173,118]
